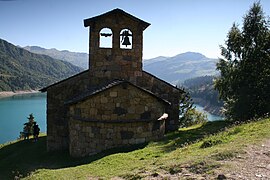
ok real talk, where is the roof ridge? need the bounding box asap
[84,8,150,30]
[65,79,171,105]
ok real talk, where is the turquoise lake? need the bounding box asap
[0,94,223,144]
[195,104,224,121]
[0,93,46,144]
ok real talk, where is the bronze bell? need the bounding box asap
[122,36,131,46]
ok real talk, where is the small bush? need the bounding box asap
[168,165,182,174]
[180,108,208,127]
[211,151,238,161]
[228,126,242,135]
[200,139,223,148]
[189,161,220,174]
[120,173,142,180]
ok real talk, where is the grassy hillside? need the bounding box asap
[0,118,269,179]
[0,39,83,91]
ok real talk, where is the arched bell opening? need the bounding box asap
[99,28,113,48]
[120,29,132,49]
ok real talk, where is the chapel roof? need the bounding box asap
[65,79,171,105]
[39,70,184,94]
[39,70,88,92]
[84,8,150,30]
[142,71,185,93]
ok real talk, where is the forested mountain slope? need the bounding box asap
[182,75,223,115]
[0,39,83,91]
[24,46,88,69]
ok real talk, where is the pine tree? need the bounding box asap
[215,2,270,121]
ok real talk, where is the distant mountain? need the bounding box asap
[143,52,219,84]
[24,46,88,69]
[21,46,217,85]
[143,56,168,66]
[0,39,83,91]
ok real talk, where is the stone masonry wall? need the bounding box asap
[68,83,166,157]
[69,84,165,121]
[46,71,89,151]
[137,71,183,131]
[69,120,165,157]
[89,13,144,86]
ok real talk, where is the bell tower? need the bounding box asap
[84,9,150,85]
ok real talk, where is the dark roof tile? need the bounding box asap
[84,8,150,30]
[39,70,88,92]
[65,79,170,105]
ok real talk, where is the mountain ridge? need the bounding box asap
[24,46,89,69]
[0,39,83,91]
[143,52,219,84]
[24,46,218,84]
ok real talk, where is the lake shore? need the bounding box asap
[0,90,40,99]
[193,97,223,116]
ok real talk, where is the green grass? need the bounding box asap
[1,118,269,179]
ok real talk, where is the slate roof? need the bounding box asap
[84,8,150,30]
[142,70,185,93]
[39,70,184,94]
[65,79,171,106]
[39,70,88,92]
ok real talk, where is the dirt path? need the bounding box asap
[140,139,270,180]
[214,139,270,180]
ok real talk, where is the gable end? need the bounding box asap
[84,8,150,30]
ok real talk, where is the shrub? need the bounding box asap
[179,108,207,127]
[200,138,223,148]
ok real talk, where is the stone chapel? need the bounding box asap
[41,9,183,157]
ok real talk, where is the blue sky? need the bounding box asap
[0,0,269,59]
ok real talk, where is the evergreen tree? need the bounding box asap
[215,2,270,121]
[21,113,36,139]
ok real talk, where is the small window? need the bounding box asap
[99,28,113,48]
[120,29,132,49]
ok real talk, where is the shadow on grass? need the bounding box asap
[160,120,231,152]
[0,121,231,179]
[0,137,148,179]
